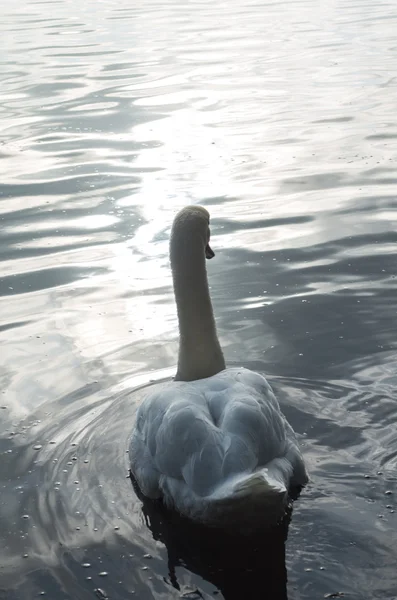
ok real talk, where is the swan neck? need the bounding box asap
[171,232,225,382]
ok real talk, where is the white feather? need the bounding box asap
[130,367,308,527]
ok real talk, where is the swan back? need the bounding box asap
[130,368,308,527]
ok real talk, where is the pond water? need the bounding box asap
[1,0,397,598]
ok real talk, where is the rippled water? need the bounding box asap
[1,0,397,598]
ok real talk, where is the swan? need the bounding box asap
[129,205,308,528]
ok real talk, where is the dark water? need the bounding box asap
[1,0,397,598]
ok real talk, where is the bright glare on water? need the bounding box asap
[1,0,397,598]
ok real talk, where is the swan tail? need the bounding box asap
[232,470,287,499]
[211,457,292,513]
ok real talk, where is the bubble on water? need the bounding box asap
[33,445,42,450]
[385,490,393,495]
[94,589,108,600]
[82,563,91,568]
[143,554,152,559]
[22,515,29,519]
[99,572,108,577]
[22,553,29,558]
[114,526,120,530]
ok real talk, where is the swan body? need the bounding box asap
[129,206,308,528]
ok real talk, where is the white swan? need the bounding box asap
[129,205,308,528]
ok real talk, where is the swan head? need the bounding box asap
[171,205,215,259]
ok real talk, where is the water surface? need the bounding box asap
[1,0,397,598]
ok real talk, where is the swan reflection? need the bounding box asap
[131,474,292,600]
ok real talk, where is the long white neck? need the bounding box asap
[170,230,226,382]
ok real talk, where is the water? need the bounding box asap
[1,0,397,597]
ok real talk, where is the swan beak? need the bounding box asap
[205,244,215,259]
